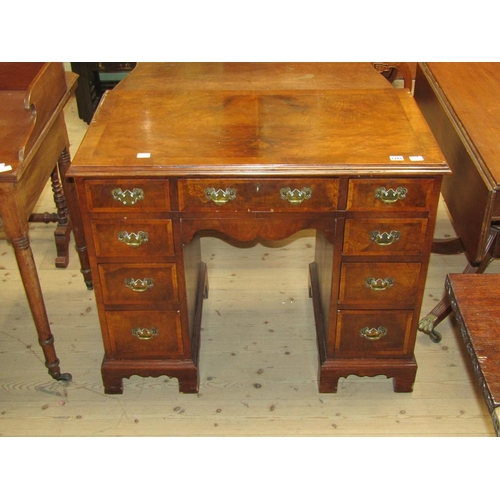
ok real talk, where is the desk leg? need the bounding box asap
[11,234,71,382]
[58,147,93,290]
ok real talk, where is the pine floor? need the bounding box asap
[1,91,498,438]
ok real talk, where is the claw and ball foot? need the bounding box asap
[418,314,443,343]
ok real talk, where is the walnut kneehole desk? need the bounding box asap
[68,63,450,395]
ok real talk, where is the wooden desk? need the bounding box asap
[69,63,449,395]
[445,274,500,436]
[0,63,92,382]
[414,63,500,342]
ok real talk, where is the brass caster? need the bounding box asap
[55,372,73,382]
[418,314,442,343]
[428,329,442,343]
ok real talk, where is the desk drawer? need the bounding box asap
[85,180,171,211]
[335,311,413,357]
[106,310,184,359]
[91,220,175,257]
[343,219,428,255]
[178,178,338,212]
[99,263,178,305]
[347,179,435,211]
[339,262,421,307]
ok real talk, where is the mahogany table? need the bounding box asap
[446,273,500,436]
[414,63,500,342]
[69,63,450,395]
[0,63,92,382]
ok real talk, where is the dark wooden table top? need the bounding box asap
[421,63,500,190]
[446,273,500,436]
[70,63,448,178]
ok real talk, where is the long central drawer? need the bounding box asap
[178,178,339,212]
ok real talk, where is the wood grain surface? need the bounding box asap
[0,83,495,437]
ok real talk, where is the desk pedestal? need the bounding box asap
[75,176,441,395]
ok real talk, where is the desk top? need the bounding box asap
[420,63,500,190]
[70,63,448,178]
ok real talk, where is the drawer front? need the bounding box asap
[178,178,338,212]
[85,180,171,211]
[339,262,421,307]
[106,310,184,359]
[343,219,428,255]
[91,220,174,257]
[347,179,435,211]
[99,264,178,305]
[335,311,413,357]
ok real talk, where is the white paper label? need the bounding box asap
[136,152,151,158]
[409,155,424,161]
[0,163,12,172]
[389,156,404,161]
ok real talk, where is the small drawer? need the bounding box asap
[106,310,184,359]
[339,262,421,307]
[347,179,435,211]
[343,219,428,255]
[85,180,171,211]
[99,264,178,305]
[91,220,174,257]
[335,310,413,357]
[178,178,338,212]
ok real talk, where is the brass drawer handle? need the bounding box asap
[132,327,159,340]
[370,230,400,246]
[205,187,237,205]
[374,186,407,204]
[359,326,388,341]
[280,187,312,205]
[118,231,149,247]
[124,277,154,292]
[365,277,394,291]
[111,188,144,205]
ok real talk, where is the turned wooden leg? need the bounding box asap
[58,147,93,290]
[28,166,72,268]
[11,235,71,382]
[50,166,72,268]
